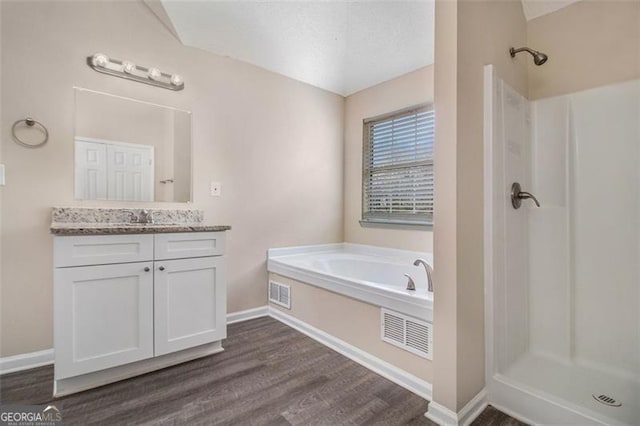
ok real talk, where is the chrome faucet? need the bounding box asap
[404,273,416,291]
[139,209,154,224]
[413,259,433,292]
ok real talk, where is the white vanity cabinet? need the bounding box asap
[53,231,226,396]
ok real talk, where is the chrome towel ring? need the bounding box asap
[12,117,49,148]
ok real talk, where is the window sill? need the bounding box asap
[359,219,433,230]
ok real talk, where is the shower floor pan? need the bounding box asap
[504,352,639,425]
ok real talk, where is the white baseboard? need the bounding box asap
[227,306,269,324]
[424,401,458,426]
[424,388,487,426]
[0,349,54,375]
[269,307,432,401]
[458,388,488,425]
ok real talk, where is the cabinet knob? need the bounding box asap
[159,266,165,271]
[144,267,150,272]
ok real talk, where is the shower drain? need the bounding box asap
[592,394,622,407]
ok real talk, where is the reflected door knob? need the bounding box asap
[511,182,541,209]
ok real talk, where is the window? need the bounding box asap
[362,104,434,226]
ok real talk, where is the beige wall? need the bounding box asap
[0,1,344,357]
[343,66,434,252]
[432,0,528,412]
[269,273,433,383]
[527,0,640,100]
[432,0,459,412]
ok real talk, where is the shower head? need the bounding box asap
[509,47,548,66]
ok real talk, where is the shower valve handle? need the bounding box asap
[511,182,540,209]
[517,191,541,207]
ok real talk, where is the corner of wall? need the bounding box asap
[454,0,528,410]
[431,0,459,413]
[432,0,529,414]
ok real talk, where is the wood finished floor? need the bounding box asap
[0,317,525,425]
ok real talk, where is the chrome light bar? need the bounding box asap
[86,53,184,91]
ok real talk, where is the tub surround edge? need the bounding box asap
[268,243,433,321]
[269,242,433,263]
[268,259,432,320]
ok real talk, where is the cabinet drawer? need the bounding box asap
[54,234,154,267]
[154,232,225,260]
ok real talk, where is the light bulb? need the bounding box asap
[170,74,183,86]
[92,53,109,68]
[148,67,162,81]
[122,61,136,74]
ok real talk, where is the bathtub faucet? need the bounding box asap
[413,259,433,293]
[403,274,416,291]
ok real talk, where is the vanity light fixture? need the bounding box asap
[147,67,162,81]
[87,53,184,91]
[170,74,183,86]
[122,61,136,74]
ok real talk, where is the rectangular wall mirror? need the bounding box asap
[74,88,192,203]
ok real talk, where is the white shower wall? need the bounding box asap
[529,80,640,378]
[486,65,640,424]
[485,67,531,374]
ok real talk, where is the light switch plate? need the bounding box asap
[0,164,5,186]
[210,181,221,196]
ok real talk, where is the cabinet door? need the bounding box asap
[154,257,226,356]
[54,262,154,379]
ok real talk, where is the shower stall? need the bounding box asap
[484,65,639,425]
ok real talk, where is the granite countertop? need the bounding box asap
[50,223,232,236]
[49,207,230,236]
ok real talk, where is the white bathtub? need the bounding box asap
[267,243,433,320]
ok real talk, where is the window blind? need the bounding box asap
[362,104,434,225]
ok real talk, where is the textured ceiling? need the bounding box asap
[157,1,434,96]
[520,0,582,21]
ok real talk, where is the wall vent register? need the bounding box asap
[269,280,291,309]
[381,308,432,360]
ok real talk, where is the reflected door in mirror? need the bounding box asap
[74,88,192,203]
[75,138,154,202]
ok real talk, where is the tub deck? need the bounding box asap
[268,243,433,320]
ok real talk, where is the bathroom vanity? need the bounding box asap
[50,208,231,396]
